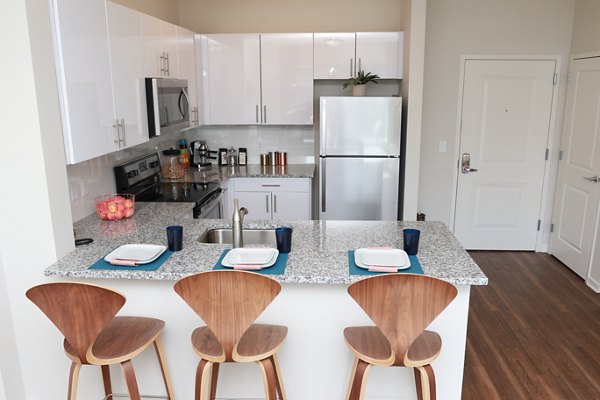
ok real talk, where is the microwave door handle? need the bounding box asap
[179,89,189,119]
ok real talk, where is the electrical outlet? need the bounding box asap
[257,136,263,151]
[438,141,447,153]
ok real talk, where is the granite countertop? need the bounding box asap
[173,164,316,184]
[46,203,488,286]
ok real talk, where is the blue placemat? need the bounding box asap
[348,250,424,275]
[89,249,174,271]
[213,249,288,275]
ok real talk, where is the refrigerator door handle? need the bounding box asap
[321,158,326,213]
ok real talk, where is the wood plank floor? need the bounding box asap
[462,251,600,400]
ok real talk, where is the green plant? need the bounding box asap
[342,70,380,89]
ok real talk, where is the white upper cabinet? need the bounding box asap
[52,0,116,164]
[356,32,403,79]
[201,33,313,125]
[142,14,179,78]
[106,2,148,150]
[314,32,403,79]
[313,33,356,79]
[176,26,199,125]
[202,34,261,125]
[261,33,314,125]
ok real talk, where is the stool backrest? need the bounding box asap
[347,274,457,366]
[174,270,281,361]
[26,282,126,364]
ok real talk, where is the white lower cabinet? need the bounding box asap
[233,178,311,220]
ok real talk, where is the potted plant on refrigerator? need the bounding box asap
[342,70,380,96]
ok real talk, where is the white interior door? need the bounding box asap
[551,56,600,279]
[453,59,556,250]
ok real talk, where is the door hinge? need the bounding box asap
[559,150,563,160]
[537,220,541,231]
[545,148,549,160]
[567,72,574,82]
[553,72,558,85]
[550,223,554,233]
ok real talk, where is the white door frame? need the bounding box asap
[449,55,562,252]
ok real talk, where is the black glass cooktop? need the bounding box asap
[136,181,220,206]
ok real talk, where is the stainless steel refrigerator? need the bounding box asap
[319,96,402,220]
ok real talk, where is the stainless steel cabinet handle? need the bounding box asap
[120,118,126,147]
[159,53,165,75]
[256,105,259,124]
[263,105,267,124]
[113,119,120,145]
[350,58,353,77]
[274,194,277,213]
[358,58,362,72]
[165,52,170,76]
[321,158,326,212]
[262,184,281,187]
[266,195,270,213]
[583,176,599,183]
[461,153,478,174]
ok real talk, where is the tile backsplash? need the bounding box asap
[67,126,315,221]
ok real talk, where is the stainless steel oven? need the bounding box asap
[114,153,224,220]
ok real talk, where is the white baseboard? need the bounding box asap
[586,276,600,293]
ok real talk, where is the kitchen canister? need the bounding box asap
[238,148,247,165]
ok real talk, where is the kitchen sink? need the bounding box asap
[199,228,277,246]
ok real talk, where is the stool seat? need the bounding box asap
[344,327,442,367]
[64,316,165,364]
[191,324,287,364]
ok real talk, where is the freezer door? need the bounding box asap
[319,157,399,220]
[320,96,402,156]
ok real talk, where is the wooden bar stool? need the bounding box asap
[174,270,287,400]
[26,282,175,400]
[343,274,458,400]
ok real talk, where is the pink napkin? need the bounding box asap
[233,264,262,270]
[367,265,398,273]
[108,259,138,266]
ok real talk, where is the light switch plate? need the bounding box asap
[439,141,447,153]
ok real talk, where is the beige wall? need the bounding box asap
[570,0,600,54]
[178,0,403,33]
[109,0,179,24]
[419,0,575,233]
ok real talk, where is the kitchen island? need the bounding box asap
[45,203,487,400]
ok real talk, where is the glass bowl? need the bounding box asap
[95,194,135,221]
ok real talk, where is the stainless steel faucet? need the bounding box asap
[232,198,248,248]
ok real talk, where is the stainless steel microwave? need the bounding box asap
[145,78,190,137]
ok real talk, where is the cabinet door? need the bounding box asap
[53,0,116,164]
[261,33,314,125]
[355,32,402,79]
[142,14,163,77]
[235,191,272,220]
[272,192,311,220]
[177,26,198,125]
[204,34,261,125]
[106,2,148,150]
[313,33,356,79]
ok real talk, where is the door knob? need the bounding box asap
[461,153,478,174]
[583,176,599,183]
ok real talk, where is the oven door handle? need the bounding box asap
[196,188,223,219]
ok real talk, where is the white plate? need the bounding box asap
[354,248,411,270]
[221,248,279,268]
[104,244,167,264]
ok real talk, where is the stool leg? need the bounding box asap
[414,365,436,400]
[258,358,278,400]
[120,360,141,400]
[209,362,219,400]
[101,365,112,398]
[272,354,287,400]
[346,357,371,400]
[195,360,213,400]
[67,362,81,400]
[153,338,175,399]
